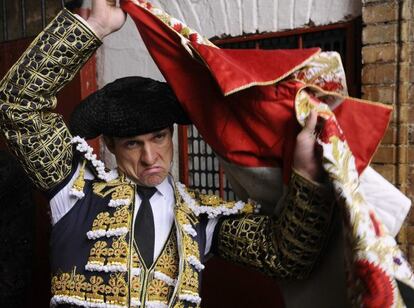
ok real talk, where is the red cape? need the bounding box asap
[121,0,391,183]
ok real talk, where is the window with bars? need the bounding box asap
[181,125,236,201]
[0,0,81,42]
[179,18,362,200]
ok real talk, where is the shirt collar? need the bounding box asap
[155,176,173,197]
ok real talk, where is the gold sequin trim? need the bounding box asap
[86,236,129,270]
[51,270,128,306]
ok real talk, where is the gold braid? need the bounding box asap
[0,9,101,190]
[216,171,335,279]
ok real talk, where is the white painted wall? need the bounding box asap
[94,0,362,176]
[97,0,362,85]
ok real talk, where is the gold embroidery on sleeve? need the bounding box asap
[217,171,334,279]
[0,9,101,190]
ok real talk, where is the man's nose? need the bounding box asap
[141,144,157,165]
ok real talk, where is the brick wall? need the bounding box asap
[361,0,414,262]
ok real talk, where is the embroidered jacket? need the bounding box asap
[0,9,334,307]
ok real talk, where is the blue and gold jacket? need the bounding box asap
[0,9,334,308]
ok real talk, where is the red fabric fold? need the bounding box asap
[122,0,392,182]
[191,43,320,95]
[333,99,392,173]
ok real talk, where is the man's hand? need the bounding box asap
[87,0,126,39]
[293,110,324,182]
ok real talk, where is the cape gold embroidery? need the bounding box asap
[293,52,348,96]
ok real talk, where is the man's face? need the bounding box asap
[106,128,173,187]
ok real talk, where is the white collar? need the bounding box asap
[155,176,174,197]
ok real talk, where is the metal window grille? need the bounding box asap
[0,0,81,42]
[179,19,361,200]
[184,125,236,200]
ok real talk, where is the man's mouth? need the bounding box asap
[142,166,163,175]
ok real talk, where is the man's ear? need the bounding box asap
[103,136,115,154]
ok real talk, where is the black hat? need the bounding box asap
[69,76,191,139]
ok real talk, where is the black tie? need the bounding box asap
[134,186,157,268]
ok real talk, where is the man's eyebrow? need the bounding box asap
[154,130,167,135]
[152,129,170,136]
